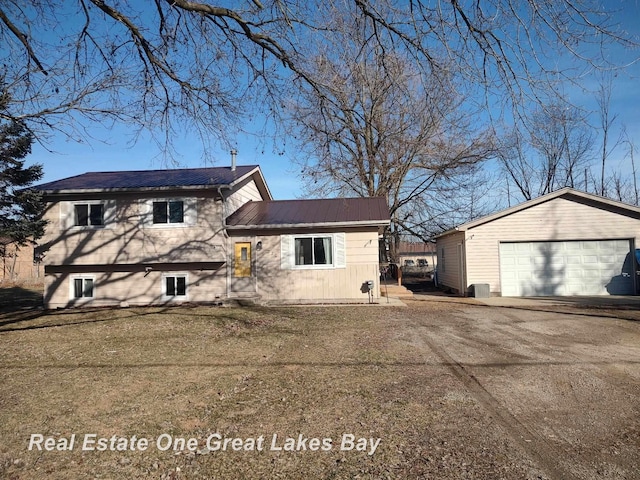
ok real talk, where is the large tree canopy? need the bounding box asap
[289,12,497,255]
[0,1,636,154]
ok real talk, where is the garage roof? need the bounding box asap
[435,187,640,238]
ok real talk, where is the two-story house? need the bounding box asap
[34,165,389,308]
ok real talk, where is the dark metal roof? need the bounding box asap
[226,197,390,228]
[399,241,436,255]
[32,165,259,192]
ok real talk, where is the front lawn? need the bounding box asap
[0,303,536,479]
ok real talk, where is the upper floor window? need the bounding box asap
[140,198,196,228]
[153,200,184,224]
[74,203,104,227]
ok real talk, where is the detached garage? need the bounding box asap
[435,188,640,297]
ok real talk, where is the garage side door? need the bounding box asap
[499,240,634,296]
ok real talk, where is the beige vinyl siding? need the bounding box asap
[224,178,263,216]
[44,266,226,308]
[254,230,381,302]
[436,231,465,293]
[465,196,640,294]
[41,191,226,266]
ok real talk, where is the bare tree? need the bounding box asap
[623,128,639,205]
[595,73,623,197]
[0,1,636,158]
[498,103,594,201]
[288,15,497,259]
[0,1,312,154]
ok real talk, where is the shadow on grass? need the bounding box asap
[0,302,297,333]
[0,285,43,311]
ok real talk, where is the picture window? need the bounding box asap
[295,236,333,266]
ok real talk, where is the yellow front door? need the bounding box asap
[234,242,251,277]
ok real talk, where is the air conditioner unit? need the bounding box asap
[469,283,490,298]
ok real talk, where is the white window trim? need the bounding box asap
[162,273,189,301]
[282,233,346,270]
[69,275,96,302]
[70,201,107,229]
[141,198,197,228]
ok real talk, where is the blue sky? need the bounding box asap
[26,2,640,202]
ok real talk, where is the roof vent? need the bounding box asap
[230,149,237,172]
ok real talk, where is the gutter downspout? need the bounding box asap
[217,185,232,300]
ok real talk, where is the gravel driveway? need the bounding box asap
[401,299,640,479]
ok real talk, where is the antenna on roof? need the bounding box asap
[230,149,237,172]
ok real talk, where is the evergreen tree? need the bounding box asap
[0,120,46,246]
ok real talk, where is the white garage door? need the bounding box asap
[499,240,634,296]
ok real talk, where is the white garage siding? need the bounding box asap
[499,240,634,296]
[443,190,640,296]
[436,230,465,294]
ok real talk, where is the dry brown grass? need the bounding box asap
[0,302,537,479]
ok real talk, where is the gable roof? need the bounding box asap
[226,197,390,229]
[399,241,436,255]
[32,165,267,195]
[435,187,640,238]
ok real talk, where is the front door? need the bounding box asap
[231,241,255,294]
[234,242,251,277]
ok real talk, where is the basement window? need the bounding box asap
[71,276,95,299]
[163,275,188,299]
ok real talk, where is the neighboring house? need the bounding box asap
[0,238,41,283]
[435,188,640,297]
[398,241,437,269]
[34,165,390,308]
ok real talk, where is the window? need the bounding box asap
[142,198,196,227]
[281,233,345,270]
[72,277,94,299]
[164,275,187,298]
[74,203,104,226]
[153,201,184,224]
[440,247,446,273]
[295,236,333,266]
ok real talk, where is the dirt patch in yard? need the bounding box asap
[1,301,639,479]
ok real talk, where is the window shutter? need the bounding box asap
[184,198,197,226]
[281,235,293,269]
[59,202,73,230]
[334,233,346,268]
[103,200,116,228]
[140,199,153,226]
